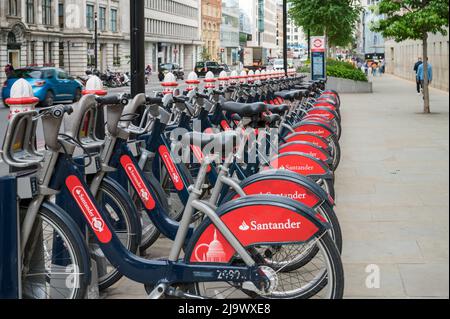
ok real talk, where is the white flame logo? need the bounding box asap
[91,217,104,232]
[239,221,250,231]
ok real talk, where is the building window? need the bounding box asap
[87,43,95,67]
[8,0,18,16]
[113,44,120,66]
[87,4,95,30]
[59,42,65,67]
[111,9,118,32]
[99,7,106,31]
[42,0,52,25]
[58,2,64,28]
[43,42,53,65]
[27,41,36,66]
[26,0,34,23]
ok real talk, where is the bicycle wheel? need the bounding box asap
[193,232,344,299]
[21,203,90,299]
[92,178,141,291]
[254,202,343,273]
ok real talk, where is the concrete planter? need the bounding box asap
[300,73,373,93]
[326,76,373,93]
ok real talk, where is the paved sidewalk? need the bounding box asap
[336,75,449,298]
[104,74,449,299]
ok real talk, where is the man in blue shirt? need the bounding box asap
[417,58,433,94]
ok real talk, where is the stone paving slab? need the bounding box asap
[103,75,449,299]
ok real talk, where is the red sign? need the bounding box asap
[311,36,326,52]
[190,205,319,264]
[120,155,156,210]
[66,176,113,244]
[159,145,184,191]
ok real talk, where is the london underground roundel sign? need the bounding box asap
[311,37,326,52]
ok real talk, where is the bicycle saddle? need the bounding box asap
[185,131,238,149]
[222,102,267,117]
[274,91,299,100]
[266,103,289,115]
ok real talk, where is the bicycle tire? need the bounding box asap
[21,202,90,299]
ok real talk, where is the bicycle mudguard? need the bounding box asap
[185,195,328,264]
[292,121,335,140]
[307,108,340,122]
[313,102,338,112]
[269,152,334,180]
[278,142,333,166]
[283,132,331,152]
[221,169,333,208]
[301,115,335,129]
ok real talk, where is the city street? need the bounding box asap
[102,74,449,299]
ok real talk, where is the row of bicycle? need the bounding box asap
[0,69,344,299]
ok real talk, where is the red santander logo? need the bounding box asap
[66,176,112,244]
[120,155,156,210]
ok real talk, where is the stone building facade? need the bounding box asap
[0,0,203,83]
[200,0,222,61]
[143,0,202,72]
[0,0,130,82]
[384,32,449,92]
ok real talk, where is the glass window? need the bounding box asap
[59,2,64,28]
[57,70,68,79]
[111,9,118,32]
[99,7,106,31]
[113,44,120,66]
[8,0,18,16]
[26,0,35,23]
[42,0,52,25]
[86,4,95,30]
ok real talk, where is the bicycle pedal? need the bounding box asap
[147,283,168,299]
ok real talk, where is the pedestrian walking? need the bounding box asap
[4,63,14,78]
[381,59,386,74]
[417,57,433,94]
[413,57,423,94]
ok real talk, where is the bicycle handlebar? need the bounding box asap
[96,94,129,106]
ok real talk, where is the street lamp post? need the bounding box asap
[94,12,98,71]
[130,0,145,97]
[283,0,288,76]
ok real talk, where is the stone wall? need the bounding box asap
[384,32,449,92]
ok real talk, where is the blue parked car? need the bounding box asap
[2,67,83,107]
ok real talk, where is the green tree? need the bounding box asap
[201,48,212,61]
[288,0,362,48]
[371,0,449,113]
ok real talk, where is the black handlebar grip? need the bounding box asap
[213,90,225,96]
[196,92,208,99]
[96,94,129,106]
[50,104,73,118]
[145,96,163,105]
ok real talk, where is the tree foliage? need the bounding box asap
[370,0,449,41]
[288,0,362,47]
[371,0,449,113]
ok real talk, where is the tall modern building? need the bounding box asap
[144,0,202,72]
[0,0,129,82]
[239,0,277,66]
[220,0,240,65]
